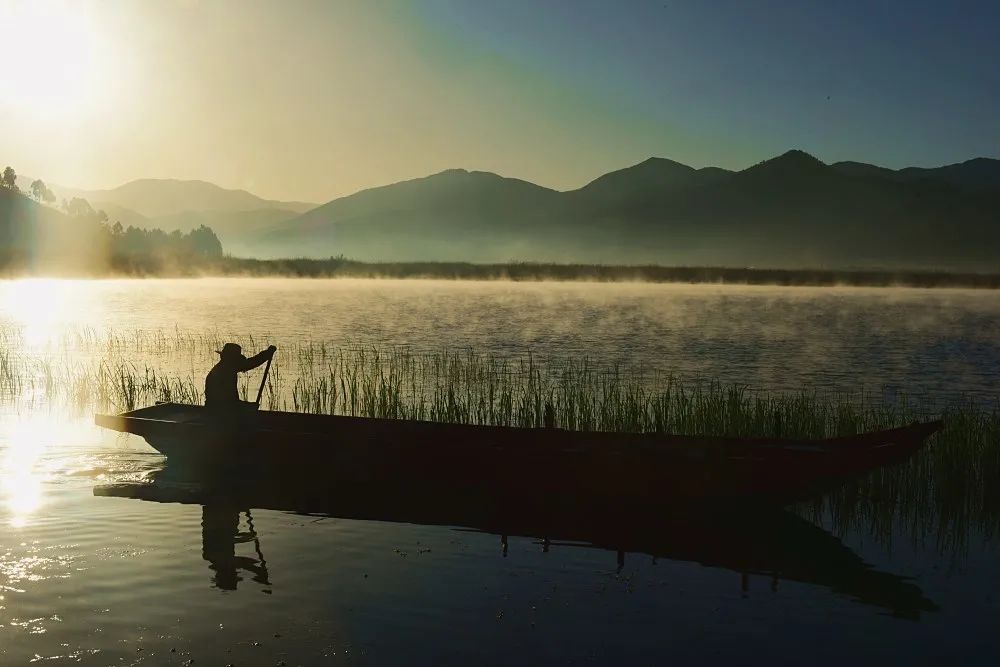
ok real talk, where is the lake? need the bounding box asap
[1,278,998,665]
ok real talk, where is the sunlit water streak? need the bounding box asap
[0,278,997,664]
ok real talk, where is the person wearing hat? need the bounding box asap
[205,343,277,411]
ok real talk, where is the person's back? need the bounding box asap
[204,359,242,407]
[204,343,276,411]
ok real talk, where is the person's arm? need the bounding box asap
[238,345,276,372]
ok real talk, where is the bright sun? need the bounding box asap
[0,1,105,117]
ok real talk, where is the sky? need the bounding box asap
[0,0,998,203]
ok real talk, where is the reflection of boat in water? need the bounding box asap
[95,403,942,505]
[94,468,938,619]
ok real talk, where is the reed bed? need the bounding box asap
[816,403,1000,554]
[0,326,997,551]
[286,347,921,438]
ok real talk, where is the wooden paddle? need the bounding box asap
[254,349,275,409]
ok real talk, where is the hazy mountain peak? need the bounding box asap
[399,168,555,194]
[771,149,825,166]
[78,178,318,217]
[280,165,559,236]
[901,156,1000,190]
[832,156,1000,190]
[743,149,827,176]
[123,177,223,186]
[575,156,699,195]
[109,178,258,199]
[423,168,558,191]
[636,156,695,170]
[959,157,1000,167]
[432,168,472,178]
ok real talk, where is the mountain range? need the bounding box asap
[254,150,1000,269]
[11,151,1000,270]
[13,176,317,255]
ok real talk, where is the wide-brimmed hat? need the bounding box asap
[216,342,245,360]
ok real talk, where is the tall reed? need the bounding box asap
[0,326,996,551]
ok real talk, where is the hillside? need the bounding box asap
[832,157,1000,190]
[0,186,110,271]
[75,179,316,218]
[0,185,226,274]
[12,176,313,251]
[565,158,731,214]
[247,152,1000,270]
[0,183,70,238]
[260,169,561,260]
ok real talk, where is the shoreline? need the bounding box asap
[4,258,1000,289]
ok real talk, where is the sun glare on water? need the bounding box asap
[0,1,106,117]
[0,411,93,528]
[0,279,89,347]
[0,415,73,528]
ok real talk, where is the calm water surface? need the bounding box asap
[1,278,999,665]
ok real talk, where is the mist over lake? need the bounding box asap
[3,277,996,401]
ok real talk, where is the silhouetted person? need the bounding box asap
[204,343,276,412]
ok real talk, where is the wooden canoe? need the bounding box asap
[95,403,941,506]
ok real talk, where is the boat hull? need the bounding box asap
[95,403,942,506]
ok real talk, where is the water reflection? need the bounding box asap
[95,468,938,619]
[201,505,271,591]
[0,411,115,528]
[0,414,66,527]
[0,279,91,347]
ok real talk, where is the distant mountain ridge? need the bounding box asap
[77,178,316,218]
[253,151,1000,271]
[565,158,732,214]
[9,152,1000,271]
[292,169,557,230]
[10,177,318,252]
[831,157,1000,190]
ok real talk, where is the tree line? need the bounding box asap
[2,164,223,274]
[2,165,56,204]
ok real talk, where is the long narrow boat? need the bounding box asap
[95,403,942,505]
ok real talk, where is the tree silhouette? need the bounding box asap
[106,223,224,266]
[1,166,17,191]
[187,224,224,258]
[29,179,55,204]
[1,167,226,274]
[65,197,95,219]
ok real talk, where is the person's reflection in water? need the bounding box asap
[201,505,271,591]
